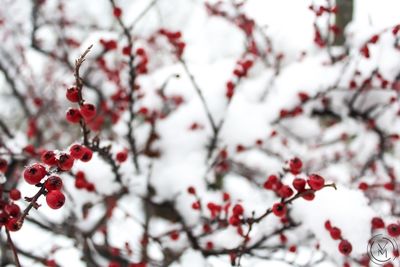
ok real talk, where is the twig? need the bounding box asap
[6,230,21,267]
[110,0,141,173]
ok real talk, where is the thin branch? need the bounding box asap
[180,59,218,134]
[6,230,21,267]
[110,0,141,173]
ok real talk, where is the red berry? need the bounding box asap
[272,203,287,217]
[232,204,244,216]
[264,175,278,190]
[0,158,8,173]
[58,153,74,171]
[206,241,214,250]
[9,189,21,201]
[229,215,240,226]
[298,92,309,102]
[80,103,96,121]
[70,144,85,159]
[307,174,325,190]
[122,45,131,56]
[289,157,302,174]
[289,245,297,253]
[80,147,93,162]
[44,176,63,191]
[23,163,47,184]
[360,45,370,58]
[41,150,58,166]
[192,201,200,210]
[86,182,96,192]
[358,182,368,191]
[278,185,294,198]
[66,108,82,123]
[136,48,145,56]
[324,220,332,230]
[383,182,395,191]
[279,234,287,244]
[113,7,122,18]
[187,186,196,195]
[170,230,179,240]
[75,176,87,189]
[329,227,342,240]
[6,218,21,231]
[116,151,128,163]
[46,190,65,209]
[5,204,20,217]
[293,178,306,191]
[302,191,315,201]
[338,240,352,255]
[387,223,400,237]
[369,34,379,44]
[371,217,385,229]
[223,192,230,202]
[66,87,79,102]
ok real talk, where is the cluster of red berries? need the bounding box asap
[16,143,95,229]
[187,186,236,227]
[309,4,338,48]
[187,186,201,210]
[23,164,65,209]
[358,181,397,192]
[65,86,97,124]
[158,29,185,58]
[229,204,244,226]
[264,175,293,198]
[360,34,380,59]
[135,47,148,74]
[99,39,118,51]
[214,149,230,174]
[313,26,326,48]
[205,1,255,37]
[279,106,303,119]
[308,4,337,17]
[74,171,95,192]
[264,173,325,202]
[324,220,352,256]
[69,144,93,162]
[225,56,254,100]
[41,145,92,172]
[348,69,392,91]
[0,188,22,232]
